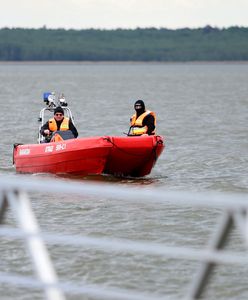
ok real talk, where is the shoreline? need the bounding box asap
[0,60,248,65]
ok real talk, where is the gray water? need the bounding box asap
[0,62,248,299]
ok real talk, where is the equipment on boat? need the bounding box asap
[38,92,73,143]
[13,92,165,177]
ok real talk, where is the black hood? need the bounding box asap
[134,100,145,117]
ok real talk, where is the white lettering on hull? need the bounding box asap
[19,149,30,155]
[45,146,54,153]
[56,144,66,151]
[45,144,66,153]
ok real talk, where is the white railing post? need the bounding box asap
[0,192,8,224]
[7,190,65,300]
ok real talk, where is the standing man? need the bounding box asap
[129,100,156,136]
[40,106,78,141]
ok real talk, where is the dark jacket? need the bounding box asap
[142,114,155,135]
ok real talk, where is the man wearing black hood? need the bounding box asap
[40,106,78,141]
[129,100,156,136]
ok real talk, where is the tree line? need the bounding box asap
[0,26,247,61]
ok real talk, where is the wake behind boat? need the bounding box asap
[13,93,165,177]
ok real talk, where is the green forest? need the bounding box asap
[0,26,247,61]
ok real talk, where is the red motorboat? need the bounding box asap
[13,92,164,177]
[13,135,164,177]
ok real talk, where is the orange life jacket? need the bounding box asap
[130,111,156,135]
[48,117,69,132]
[50,133,64,143]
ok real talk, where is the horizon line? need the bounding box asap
[0,24,247,31]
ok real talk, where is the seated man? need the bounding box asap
[40,106,78,142]
[129,100,156,136]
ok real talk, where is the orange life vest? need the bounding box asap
[48,117,69,132]
[50,133,64,143]
[130,110,156,135]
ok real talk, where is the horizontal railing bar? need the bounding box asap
[1,176,247,300]
[0,175,247,210]
[0,272,175,300]
[0,227,247,265]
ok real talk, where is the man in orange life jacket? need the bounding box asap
[129,100,156,136]
[40,106,78,141]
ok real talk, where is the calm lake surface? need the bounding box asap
[0,62,247,299]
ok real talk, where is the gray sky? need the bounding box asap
[1,0,248,29]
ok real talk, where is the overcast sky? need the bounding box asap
[1,0,248,30]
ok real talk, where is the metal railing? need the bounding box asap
[0,175,248,300]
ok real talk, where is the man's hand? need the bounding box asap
[44,129,50,135]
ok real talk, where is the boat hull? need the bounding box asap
[13,137,112,175]
[13,135,165,177]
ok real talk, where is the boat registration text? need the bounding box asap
[45,144,67,153]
